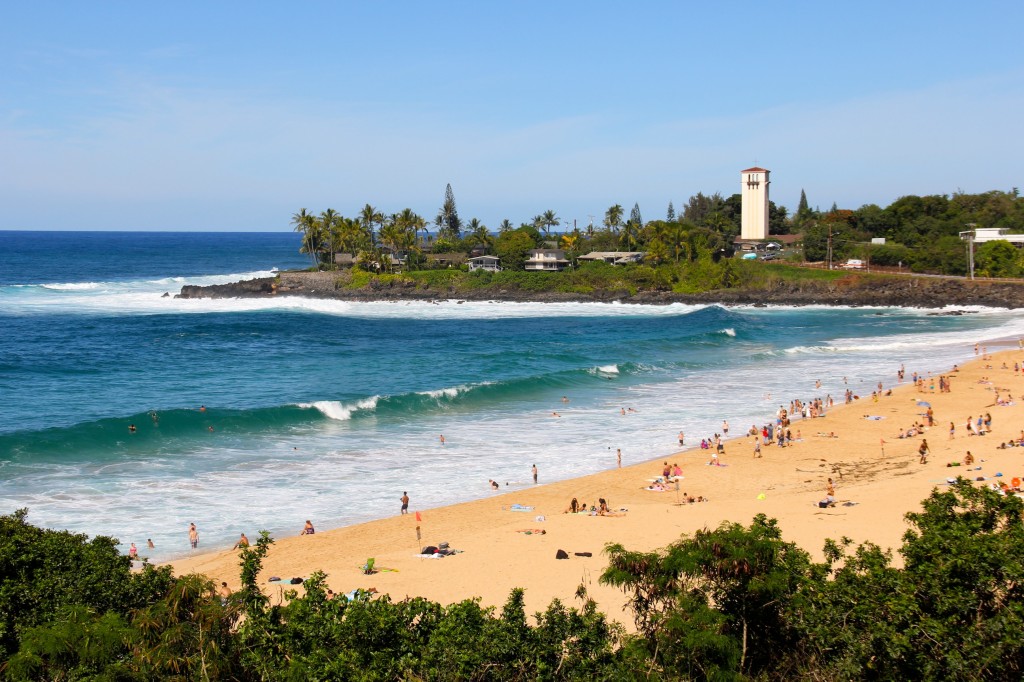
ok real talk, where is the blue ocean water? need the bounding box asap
[1,230,1021,560]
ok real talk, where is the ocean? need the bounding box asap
[2,230,1022,561]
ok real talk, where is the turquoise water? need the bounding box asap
[1,230,1021,559]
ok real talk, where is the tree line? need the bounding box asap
[3,481,1022,680]
[293,185,1024,278]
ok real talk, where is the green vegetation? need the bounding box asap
[292,187,1024,284]
[332,258,849,298]
[3,481,1023,680]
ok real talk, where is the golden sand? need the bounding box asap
[169,346,1024,625]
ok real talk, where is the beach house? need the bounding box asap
[577,251,645,265]
[524,249,570,271]
[468,255,502,272]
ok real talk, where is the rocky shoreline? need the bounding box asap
[177,271,1024,309]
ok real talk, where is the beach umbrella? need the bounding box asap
[917,401,932,407]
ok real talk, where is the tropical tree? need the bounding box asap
[604,204,624,233]
[291,208,320,267]
[467,218,492,252]
[320,208,339,268]
[603,514,810,680]
[542,209,560,236]
[359,204,384,244]
[498,218,514,234]
[620,220,641,251]
[629,203,643,229]
[666,201,676,222]
[436,183,462,241]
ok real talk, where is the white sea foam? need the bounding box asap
[719,328,736,337]
[4,299,1021,561]
[300,397,381,421]
[418,385,474,399]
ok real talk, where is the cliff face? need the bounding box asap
[177,272,1024,309]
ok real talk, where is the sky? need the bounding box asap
[1,2,1022,231]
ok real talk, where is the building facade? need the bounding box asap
[740,166,770,240]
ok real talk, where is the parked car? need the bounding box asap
[760,253,778,261]
[842,259,865,270]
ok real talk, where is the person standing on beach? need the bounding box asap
[189,523,198,550]
[532,464,538,484]
[616,448,622,468]
[753,438,762,458]
[918,439,930,464]
[401,492,409,514]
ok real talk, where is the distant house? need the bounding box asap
[334,253,357,268]
[468,255,502,272]
[578,251,645,265]
[524,249,570,272]
[427,252,467,268]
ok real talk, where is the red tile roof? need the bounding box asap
[741,166,769,173]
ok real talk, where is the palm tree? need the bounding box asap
[359,204,384,244]
[498,219,514,234]
[665,223,689,263]
[542,210,560,236]
[467,218,492,253]
[604,204,624,234]
[291,208,319,267]
[620,219,641,251]
[320,208,339,268]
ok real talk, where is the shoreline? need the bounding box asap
[176,271,1024,309]
[168,344,1024,624]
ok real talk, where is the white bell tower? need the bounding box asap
[740,166,770,240]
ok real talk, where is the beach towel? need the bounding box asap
[506,504,534,512]
[517,529,546,535]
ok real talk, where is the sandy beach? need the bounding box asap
[169,344,1024,626]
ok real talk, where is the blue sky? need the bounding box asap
[1,2,1022,231]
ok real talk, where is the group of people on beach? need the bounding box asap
[564,497,613,515]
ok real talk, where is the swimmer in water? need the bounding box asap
[128,424,137,433]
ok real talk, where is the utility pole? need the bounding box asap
[960,225,976,280]
[827,224,833,270]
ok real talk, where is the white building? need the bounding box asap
[740,166,770,240]
[524,249,570,271]
[969,227,1024,246]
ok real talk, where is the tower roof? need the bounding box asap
[741,166,769,173]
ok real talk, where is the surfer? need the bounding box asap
[128,424,137,433]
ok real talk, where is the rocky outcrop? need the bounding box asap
[177,272,1024,309]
